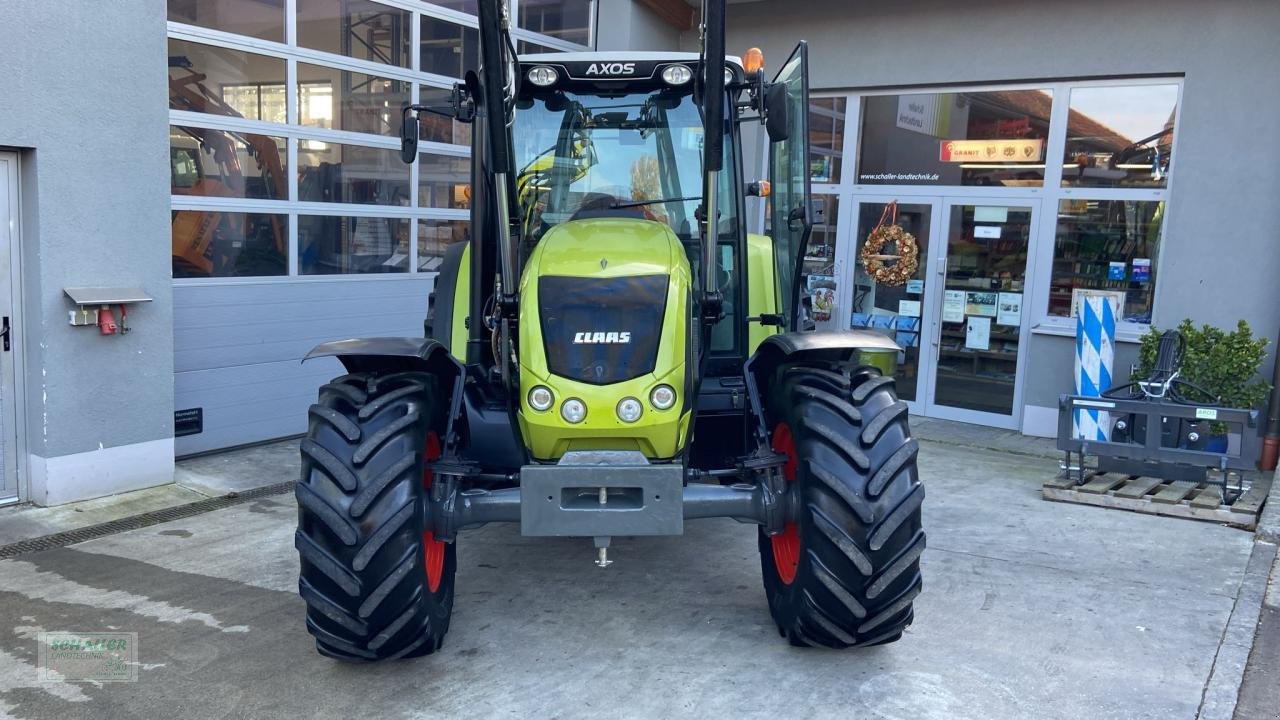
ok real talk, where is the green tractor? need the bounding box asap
[294,0,924,661]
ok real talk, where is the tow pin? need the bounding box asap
[594,534,612,568]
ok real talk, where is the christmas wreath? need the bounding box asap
[860,201,919,286]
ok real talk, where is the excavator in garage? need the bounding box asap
[293,0,925,661]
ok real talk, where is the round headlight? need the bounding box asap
[528,385,554,412]
[561,398,587,424]
[617,397,643,423]
[527,66,558,87]
[723,67,734,84]
[661,64,692,85]
[650,385,676,410]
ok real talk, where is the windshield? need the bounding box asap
[513,87,737,244]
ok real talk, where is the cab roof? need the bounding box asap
[520,51,745,70]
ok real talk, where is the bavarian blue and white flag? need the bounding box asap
[1074,296,1117,440]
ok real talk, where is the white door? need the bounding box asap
[842,196,944,411]
[921,199,1039,429]
[0,152,21,502]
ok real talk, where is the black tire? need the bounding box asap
[758,363,925,648]
[295,371,457,661]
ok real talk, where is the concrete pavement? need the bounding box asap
[0,438,1262,719]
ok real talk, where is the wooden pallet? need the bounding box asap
[1043,469,1271,530]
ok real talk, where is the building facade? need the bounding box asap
[0,0,1276,505]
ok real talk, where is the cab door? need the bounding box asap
[767,41,812,331]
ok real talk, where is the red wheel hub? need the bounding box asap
[770,422,800,585]
[422,431,446,593]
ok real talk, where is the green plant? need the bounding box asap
[1135,319,1272,413]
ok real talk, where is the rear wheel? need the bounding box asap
[295,371,456,661]
[758,363,925,647]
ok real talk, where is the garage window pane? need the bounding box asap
[172,213,288,278]
[1062,84,1179,188]
[418,220,470,271]
[418,153,470,208]
[169,39,287,124]
[297,63,410,136]
[518,40,561,55]
[298,141,411,205]
[418,86,472,146]
[299,215,410,274]
[167,0,285,42]
[1050,200,1162,323]
[170,125,287,200]
[420,15,479,78]
[296,0,411,68]
[518,0,591,45]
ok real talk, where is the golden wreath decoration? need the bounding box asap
[859,201,919,286]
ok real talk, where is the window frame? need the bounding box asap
[795,77,1183,341]
[167,0,591,283]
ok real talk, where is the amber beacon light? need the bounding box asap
[743,47,764,75]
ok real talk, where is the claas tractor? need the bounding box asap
[294,0,924,661]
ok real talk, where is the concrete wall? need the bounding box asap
[597,0,683,51]
[0,1,174,503]
[724,0,1280,433]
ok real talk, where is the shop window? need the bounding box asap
[809,97,846,184]
[171,212,288,278]
[418,153,471,208]
[427,1,477,15]
[169,39,287,122]
[417,219,470,271]
[420,15,480,78]
[296,0,411,68]
[299,214,410,274]
[297,141,411,205]
[518,0,591,45]
[857,89,1052,187]
[297,63,410,136]
[799,195,839,327]
[1049,199,1162,323]
[167,0,285,42]
[170,125,287,200]
[1062,84,1178,188]
[419,85,473,146]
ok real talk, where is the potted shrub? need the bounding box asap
[1134,319,1272,450]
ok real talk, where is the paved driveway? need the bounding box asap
[0,441,1255,719]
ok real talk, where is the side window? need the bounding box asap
[767,42,811,330]
[710,243,737,352]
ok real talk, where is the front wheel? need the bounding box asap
[758,364,925,647]
[295,371,456,661]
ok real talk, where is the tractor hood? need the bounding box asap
[516,217,693,460]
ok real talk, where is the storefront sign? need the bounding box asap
[1070,289,1125,318]
[942,290,966,323]
[906,279,924,294]
[896,94,948,137]
[898,299,921,317]
[939,139,1044,163]
[997,292,1022,326]
[974,225,1002,239]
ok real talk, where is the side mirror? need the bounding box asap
[765,83,790,142]
[400,112,419,164]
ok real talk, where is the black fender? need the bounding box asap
[425,240,468,349]
[745,329,900,403]
[304,337,463,379]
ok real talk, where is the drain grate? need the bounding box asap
[0,481,296,560]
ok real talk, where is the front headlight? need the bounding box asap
[527,66,558,87]
[561,398,587,424]
[650,385,676,410]
[616,397,643,423]
[661,64,692,85]
[528,385,554,412]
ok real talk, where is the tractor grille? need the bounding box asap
[538,274,668,385]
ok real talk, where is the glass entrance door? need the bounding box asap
[847,199,940,404]
[924,201,1036,427]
